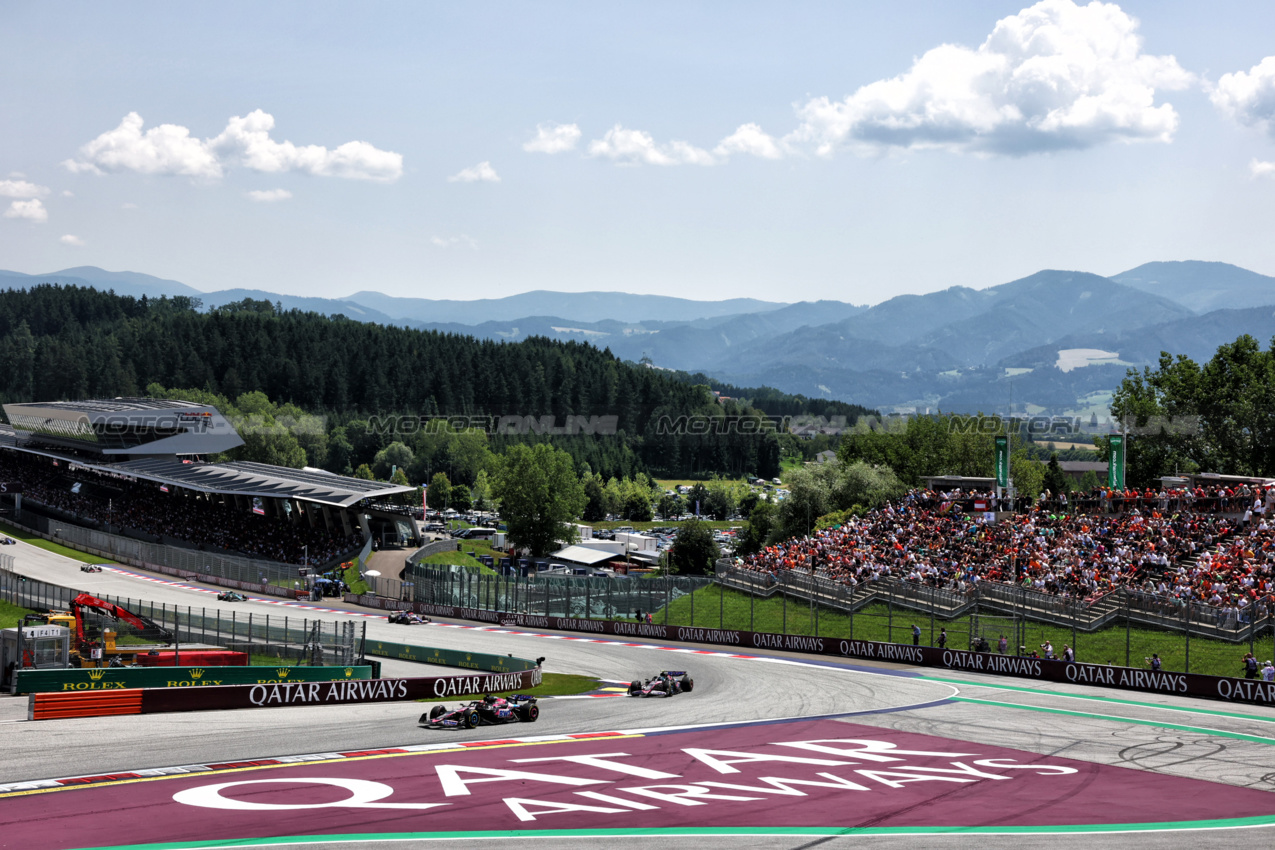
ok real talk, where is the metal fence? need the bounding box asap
[403,560,1275,675]
[11,513,318,588]
[0,564,364,666]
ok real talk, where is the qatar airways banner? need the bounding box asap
[136,667,542,715]
[490,612,1275,708]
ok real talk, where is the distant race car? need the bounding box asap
[80,564,103,572]
[628,670,694,697]
[420,694,539,729]
[389,611,431,624]
[0,536,16,545]
[217,591,247,602]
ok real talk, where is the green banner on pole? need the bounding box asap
[1108,435,1125,488]
[994,435,1009,488]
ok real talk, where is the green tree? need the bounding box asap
[471,469,496,512]
[1042,453,1069,496]
[735,497,776,557]
[493,444,586,556]
[657,492,684,519]
[581,475,607,522]
[669,518,721,575]
[427,472,452,511]
[353,463,375,481]
[372,441,415,480]
[449,483,473,511]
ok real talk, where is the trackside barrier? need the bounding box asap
[474,610,1275,708]
[29,690,143,720]
[27,667,543,720]
[14,665,374,695]
[361,638,538,674]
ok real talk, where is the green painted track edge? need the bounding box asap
[923,674,1275,724]
[66,815,1275,850]
[951,696,1275,744]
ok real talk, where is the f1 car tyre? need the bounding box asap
[680,675,694,693]
[463,708,479,729]
[521,704,540,722]
[429,705,447,721]
[628,680,641,695]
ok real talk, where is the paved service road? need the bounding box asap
[2,538,1274,849]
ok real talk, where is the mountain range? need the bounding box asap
[3,259,1273,416]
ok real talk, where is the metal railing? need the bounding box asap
[0,564,364,666]
[9,512,357,589]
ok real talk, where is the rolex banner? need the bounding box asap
[1108,435,1125,489]
[14,665,373,695]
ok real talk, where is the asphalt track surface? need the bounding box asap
[2,538,1275,850]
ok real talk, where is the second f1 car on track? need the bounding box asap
[80,564,103,572]
[628,670,694,697]
[217,591,247,601]
[420,694,539,728]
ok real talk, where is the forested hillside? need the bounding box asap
[0,285,872,479]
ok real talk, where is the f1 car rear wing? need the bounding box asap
[661,670,687,677]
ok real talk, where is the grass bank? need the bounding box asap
[0,521,120,566]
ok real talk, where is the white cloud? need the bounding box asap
[1252,159,1275,178]
[246,188,293,202]
[447,161,501,183]
[4,199,48,222]
[64,110,403,182]
[523,123,582,154]
[61,190,74,197]
[714,123,785,159]
[0,179,50,198]
[1213,56,1275,138]
[786,0,1191,157]
[430,234,478,249]
[121,202,138,210]
[60,234,85,246]
[587,125,716,166]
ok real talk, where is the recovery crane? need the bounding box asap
[25,594,173,667]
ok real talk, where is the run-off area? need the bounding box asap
[6,717,1275,848]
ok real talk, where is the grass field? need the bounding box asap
[0,597,38,626]
[421,550,498,575]
[654,584,1274,679]
[0,521,121,566]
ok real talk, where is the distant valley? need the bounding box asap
[3,260,1273,418]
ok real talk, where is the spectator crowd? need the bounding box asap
[0,451,361,565]
[740,485,1275,621]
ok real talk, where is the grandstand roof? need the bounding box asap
[2,398,244,456]
[0,438,414,508]
[12,398,208,413]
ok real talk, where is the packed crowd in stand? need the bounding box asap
[0,451,361,565]
[739,486,1275,620]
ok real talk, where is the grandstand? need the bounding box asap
[0,398,417,569]
[737,484,1275,620]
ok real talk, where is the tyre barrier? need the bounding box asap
[29,690,144,720]
[26,666,542,721]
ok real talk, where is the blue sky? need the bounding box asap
[2,1,1275,305]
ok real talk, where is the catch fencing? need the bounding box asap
[10,513,357,589]
[0,565,364,667]
[402,560,1275,676]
